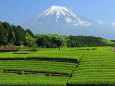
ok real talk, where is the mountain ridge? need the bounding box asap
[22,5,115,40]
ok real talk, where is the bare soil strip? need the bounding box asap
[0,46,28,50]
[0,46,36,52]
[2,70,70,77]
[0,58,79,64]
[110,48,115,52]
[27,58,78,63]
[0,58,78,63]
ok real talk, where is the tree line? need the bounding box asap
[0,21,114,48]
[35,34,114,48]
[0,21,36,47]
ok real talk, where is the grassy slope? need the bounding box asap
[0,60,76,75]
[0,47,114,86]
[0,48,84,61]
[0,73,69,86]
[68,47,115,85]
[0,48,84,86]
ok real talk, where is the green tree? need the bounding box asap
[26,29,34,37]
[8,25,16,45]
[0,22,8,45]
[52,34,66,51]
[14,25,26,45]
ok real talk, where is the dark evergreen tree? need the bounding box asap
[14,25,26,45]
[0,22,8,45]
[26,29,34,37]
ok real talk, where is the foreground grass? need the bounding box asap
[0,73,69,86]
[68,47,115,85]
[0,47,84,86]
[0,48,84,62]
[0,47,114,86]
[0,60,76,75]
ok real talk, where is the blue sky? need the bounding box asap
[0,0,115,25]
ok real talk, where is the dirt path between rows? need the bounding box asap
[0,58,78,63]
[110,48,115,52]
[0,70,70,77]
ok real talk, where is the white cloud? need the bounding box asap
[73,21,91,26]
[79,21,91,26]
[98,20,115,27]
[84,22,91,26]
[112,22,115,26]
[65,17,72,23]
[73,23,79,26]
[98,20,115,26]
[65,17,91,26]
[98,20,103,24]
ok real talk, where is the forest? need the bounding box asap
[0,21,114,48]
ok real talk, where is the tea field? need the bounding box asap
[0,47,115,86]
[68,47,115,86]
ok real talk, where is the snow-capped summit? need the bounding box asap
[22,5,92,34]
[42,5,75,20]
[41,5,91,26]
[22,5,115,40]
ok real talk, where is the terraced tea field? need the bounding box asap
[0,48,83,61]
[0,73,69,86]
[68,47,115,86]
[0,60,76,75]
[0,48,84,86]
[0,47,115,86]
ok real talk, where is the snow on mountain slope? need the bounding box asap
[22,5,115,40]
[41,5,91,26]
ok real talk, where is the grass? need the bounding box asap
[0,47,84,86]
[0,60,77,75]
[0,73,69,86]
[68,47,115,86]
[0,48,84,61]
[0,47,115,86]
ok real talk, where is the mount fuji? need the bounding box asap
[22,5,115,40]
